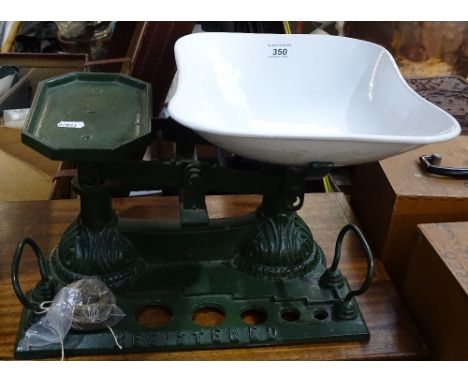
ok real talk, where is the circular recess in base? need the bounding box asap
[136,304,173,327]
[280,307,301,322]
[312,308,329,321]
[192,305,226,327]
[240,307,267,325]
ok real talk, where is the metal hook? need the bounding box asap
[11,238,51,311]
[339,225,374,303]
[320,224,374,320]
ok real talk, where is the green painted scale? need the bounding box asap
[11,72,374,359]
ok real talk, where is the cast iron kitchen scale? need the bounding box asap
[11,33,459,359]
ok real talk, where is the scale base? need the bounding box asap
[14,266,369,359]
[13,215,370,359]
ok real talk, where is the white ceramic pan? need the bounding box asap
[168,33,460,166]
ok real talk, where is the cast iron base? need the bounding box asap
[14,215,369,359]
[14,278,369,359]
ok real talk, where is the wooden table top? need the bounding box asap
[0,149,52,202]
[0,126,57,178]
[0,193,429,360]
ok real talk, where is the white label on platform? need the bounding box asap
[57,121,84,128]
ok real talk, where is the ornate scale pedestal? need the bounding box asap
[11,73,373,359]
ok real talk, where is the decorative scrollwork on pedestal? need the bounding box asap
[235,211,324,279]
[49,215,145,291]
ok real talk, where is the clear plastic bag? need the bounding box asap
[19,278,125,353]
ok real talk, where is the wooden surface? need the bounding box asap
[0,52,86,97]
[1,21,20,53]
[351,136,468,288]
[403,222,468,360]
[0,149,51,201]
[0,126,58,177]
[0,193,428,360]
[381,136,468,198]
[130,22,195,114]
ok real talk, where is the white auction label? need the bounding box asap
[57,121,85,128]
[267,43,291,58]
